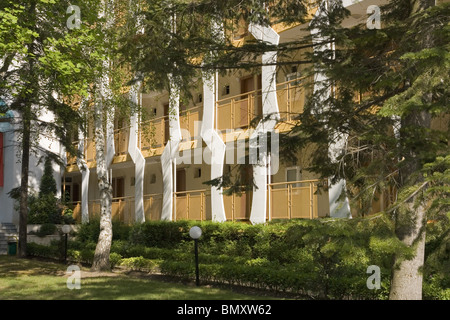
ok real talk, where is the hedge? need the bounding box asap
[26,217,450,300]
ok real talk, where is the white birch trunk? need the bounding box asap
[91,97,113,271]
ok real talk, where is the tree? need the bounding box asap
[27,156,59,224]
[90,0,139,271]
[290,0,449,299]
[0,0,104,257]
[122,0,448,299]
[39,156,57,197]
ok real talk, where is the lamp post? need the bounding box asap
[62,225,71,263]
[189,226,202,286]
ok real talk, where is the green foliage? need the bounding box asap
[26,157,75,224]
[28,218,449,299]
[120,257,154,271]
[128,220,190,248]
[423,155,450,218]
[109,252,123,269]
[27,193,60,224]
[39,157,57,197]
[75,219,130,243]
[27,242,60,259]
[36,223,57,237]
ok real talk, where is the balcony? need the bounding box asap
[66,76,307,167]
[268,179,323,220]
[140,116,167,150]
[69,179,325,224]
[216,77,306,132]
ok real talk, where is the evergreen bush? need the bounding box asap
[27,217,449,299]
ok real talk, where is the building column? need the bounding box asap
[201,70,227,222]
[248,23,280,225]
[311,1,351,218]
[161,75,182,221]
[128,83,145,223]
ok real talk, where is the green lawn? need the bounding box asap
[0,256,278,300]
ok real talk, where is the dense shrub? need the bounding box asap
[27,242,61,259]
[75,219,131,243]
[27,216,449,300]
[128,220,190,248]
[120,256,154,271]
[35,223,57,237]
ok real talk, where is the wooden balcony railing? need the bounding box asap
[140,116,167,150]
[216,91,261,130]
[66,141,79,166]
[66,76,307,166]
[69,179,323,224]
[87,196,136,224]
[216,76,307,131]
[223,190,251,221]
[276,77,307,121]
[66,126,130,165]
[179,105,202,140]
[268,179,322,220]
[173,189,209,221]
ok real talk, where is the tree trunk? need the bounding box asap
[18,107,31,258]
[91,98,113,272]
[389,200,427,300]
[389,110,431,300]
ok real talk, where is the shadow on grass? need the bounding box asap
[0,256,65,277]
[0,256,269,300]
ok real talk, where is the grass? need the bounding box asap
[0,256,278,300]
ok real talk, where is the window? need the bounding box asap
[149,174,156,184]
[194,168,202,178]
[223,85,230,95]
[286,167,301,187]
[112,177,125,199]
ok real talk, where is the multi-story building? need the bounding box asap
[62,1,356,225]
[2,0,445,227]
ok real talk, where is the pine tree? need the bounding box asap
[291,0,449,299]
[39,157,57,197]
[121,0,449,298]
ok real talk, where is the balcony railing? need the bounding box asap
[86,197,136,224]
[268,179,323,220]
[216,77,307,131]
[70,179,323,224]
[174,189,209,221]
[179,105,202,140]
[140,116,167,150]
[67,76,307,165]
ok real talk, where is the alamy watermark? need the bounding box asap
[366,265,381,290]
[366,5,381,30]
[168,121,280,174]
[66,5,81,30]
[66,265,81,290]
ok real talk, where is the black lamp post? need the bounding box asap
[189,226,202,286]
[62,225,71,263]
